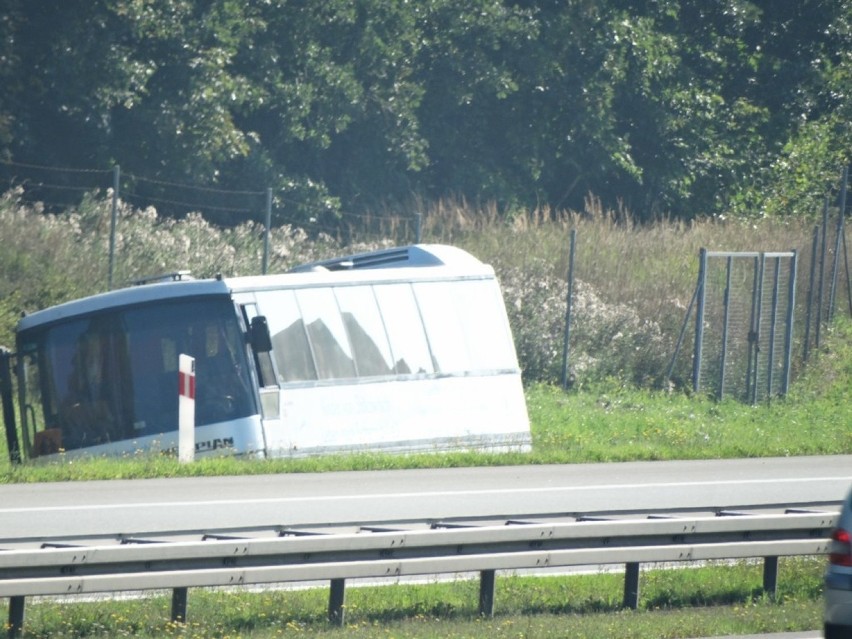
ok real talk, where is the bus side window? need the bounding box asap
[22,351,53,457]
[59,325,130,447]
[334,286,394,377]
[373,284,434,375]
[413,281,471,374]
[256,290,318,383]
[454,279,518,370]
[296,288,356,380]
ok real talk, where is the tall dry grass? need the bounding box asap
[404,195,820,387]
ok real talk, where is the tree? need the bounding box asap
[0,1,20,155]
[0,1,262,206]
[1,0,849,223]
[728,0,852,216]
[230,0,430,222]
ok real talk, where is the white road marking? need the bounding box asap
[1,475,849,515]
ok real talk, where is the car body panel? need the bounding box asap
[825,486,852,638]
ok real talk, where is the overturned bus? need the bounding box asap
[0,244,531,462]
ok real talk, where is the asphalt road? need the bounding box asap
[1,454,850,543]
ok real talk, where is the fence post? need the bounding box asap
[782,250,797,396]
[842,168,852,317]
[816,197,829,349]
[845,223,852,318]
[749,255,766,404]
[262,187,272,275]
[718,256,733,400]
[561,228,577,389]
[766,257,782,400]
[744,256,759,403]
[828,166,848,322]
[803,227,819,362]
[108,164,120,290]
[692,248,708,393]
[666,273,700,385]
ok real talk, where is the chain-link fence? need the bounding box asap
[689,250,797,403]
[803,181,851,362]
[560,169,850,403]
[662,173,850,403]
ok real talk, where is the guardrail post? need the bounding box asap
[479,569,496,617]
[8,596,25,638]
[762,556,778,599]
[623,562,641,609]
[328,578,346,626]
[171,587,188,623]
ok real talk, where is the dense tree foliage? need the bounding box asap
[0,0,849,223]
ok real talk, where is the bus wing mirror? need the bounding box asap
[249,316,273,353]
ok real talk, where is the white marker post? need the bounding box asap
[178,354,195,463]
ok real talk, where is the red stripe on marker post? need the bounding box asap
[178,370,196,399]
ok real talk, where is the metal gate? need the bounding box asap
[679,249,797,403]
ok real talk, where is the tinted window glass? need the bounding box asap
[257,289,317,382]
[43,315,133,448]
[296,288,356,380]
[414,281,471,373]
[455,279,517,370]
[334,286,394,376]
[373,284,434,375]
[123,300,255,430]
[415,279,517,373]
[28,298,254,453]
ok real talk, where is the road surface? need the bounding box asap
[1,454,849,543]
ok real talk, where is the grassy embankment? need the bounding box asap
[0,558,829,638]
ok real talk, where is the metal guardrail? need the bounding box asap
[0,509,837,637]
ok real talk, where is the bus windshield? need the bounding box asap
[18,297,255,456]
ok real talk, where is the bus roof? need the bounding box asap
[289,243,484,271]
[17,244,494,333]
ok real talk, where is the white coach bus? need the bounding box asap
[1,245,531,462]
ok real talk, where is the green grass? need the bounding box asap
[1,318,849,482]
[527,375,851,463]
[1,558,826,638]
[1,380,849,482]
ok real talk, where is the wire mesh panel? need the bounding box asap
[806,199,851,359]
[694,250,796,403]
[751,253,797,402]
